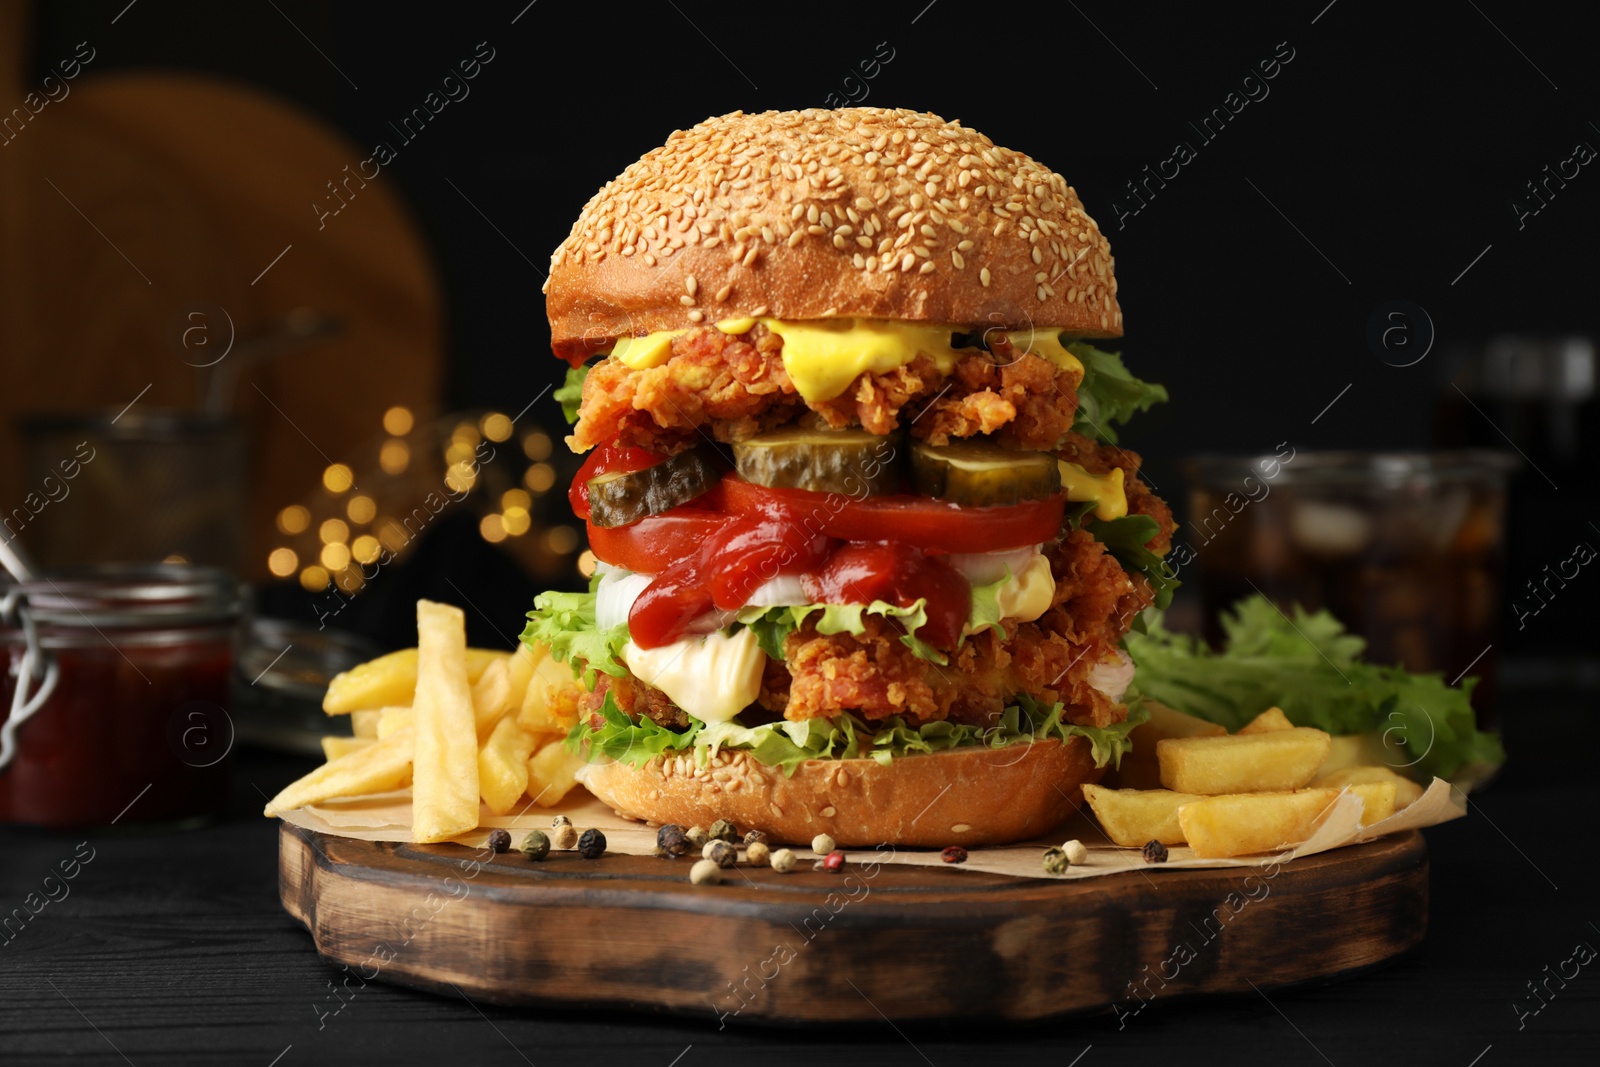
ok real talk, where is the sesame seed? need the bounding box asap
[980,266,992,286]
[951,250,965,269]
[685,275,698,296]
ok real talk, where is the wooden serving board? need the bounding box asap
[279,823,1428,1025]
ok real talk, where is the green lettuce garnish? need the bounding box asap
[735,571,1015,666]
[568,691,1148,777]
[553,363,589,424]
[1081,514,1179,612]
[1125,595,1505,782]
[519,583,627,689]
[1067,341,1168,444]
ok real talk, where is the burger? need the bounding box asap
[524,108,1173,846]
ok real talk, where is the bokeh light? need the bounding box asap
[319,518,349,544]
[522,431,553,461]
[380,439,410,474]
[524,463,556,492]
[445,461,476,494]
[323,463,354,493]
[480,412,513,442]
[351,534,381,565]
[383,406,414,436]
[577,549,597,578]
[545,525,579,554]
[300,565,330,591]
[267,547,298,577]
[277,505,310,534]
[502,507,531,536]
[335,565,365,594]
[347,495,377,524]
[377,521,409,553]
[320,543,351,570]
[501,489,531,512]
[479,514,507,543]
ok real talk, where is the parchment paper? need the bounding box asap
[276,777,1466,880]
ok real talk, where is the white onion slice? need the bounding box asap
[942,546,1041,586]
[1087,649,1136,702]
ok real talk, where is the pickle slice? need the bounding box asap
[587,446,721,528]
[733,428,900,495]
[910,441,1061,507]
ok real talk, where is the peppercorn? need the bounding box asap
[820,850,845,872]
[708,818,738,843]
[690,859,722,885]
[552,824,578,850]
[685,825,709,848]
[811,833,836,855]
[770,848,797,873]
[941,846,968,864]
[743,829,768,846]
[519,830,551,861]
[656,824,690,858]
[703,840,737,868]
[577,828,607,859]
[487,828,512,854]
[746,841,771,867]
[1042,847,1069,875]
[551,815,572,828]
[1142,839,1168,864]
[1062,839,1089,866]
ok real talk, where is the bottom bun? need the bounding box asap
[577,737,1102,847]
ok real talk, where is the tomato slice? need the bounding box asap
[584,508,725,574]
[719,476,1065,554]
[568,443,664,520]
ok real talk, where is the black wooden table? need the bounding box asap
[2,686,1595,1066]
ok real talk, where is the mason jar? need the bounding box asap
[0,564,244,828]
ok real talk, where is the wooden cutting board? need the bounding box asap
[279,823,1428,1024]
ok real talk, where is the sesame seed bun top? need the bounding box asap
[544,107,1123,364]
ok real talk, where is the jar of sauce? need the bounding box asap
[0,564,243,828]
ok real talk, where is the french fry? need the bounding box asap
[411,601,481,843]
[478,716,540,816]
[264,727,414,815]
[471,658,516,738]
[516,649,583,735]
[525,737,584,807]
[1104,700,1227,789]
[506,643,539,716]
[377,706,415,739]
[1343,780,1398,826]
[350,709,382,739]
[1317,732,1398,778]
[323,646,509,714]
[320,736,374,761]
[1158,728,1331,795]
[1082,784,1202,846]
[1237,706,1294,734]
[1177,787,1341,858]
[1313,765,1424,810]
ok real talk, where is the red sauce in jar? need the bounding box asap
[0,566,241,828]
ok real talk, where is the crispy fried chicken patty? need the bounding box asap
[569,324,1081,454]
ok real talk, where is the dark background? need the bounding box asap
[6,3,1598,1064]
[35,0,1599,658]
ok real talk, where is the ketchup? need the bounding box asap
[802,543,971,649]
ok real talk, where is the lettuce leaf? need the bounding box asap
[1125,596,1505,782]
[1082,514,1180,611]
[569,691,1148,777]
[735,599,948,665]
[1067,341,1168,444]
[519,586,628,689]
[553,363,589,424]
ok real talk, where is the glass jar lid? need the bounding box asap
[2,563,244,629]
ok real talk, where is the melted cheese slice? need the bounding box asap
[621,628,765,725]
[1059,462,1127,521]
[762,319,974,403]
